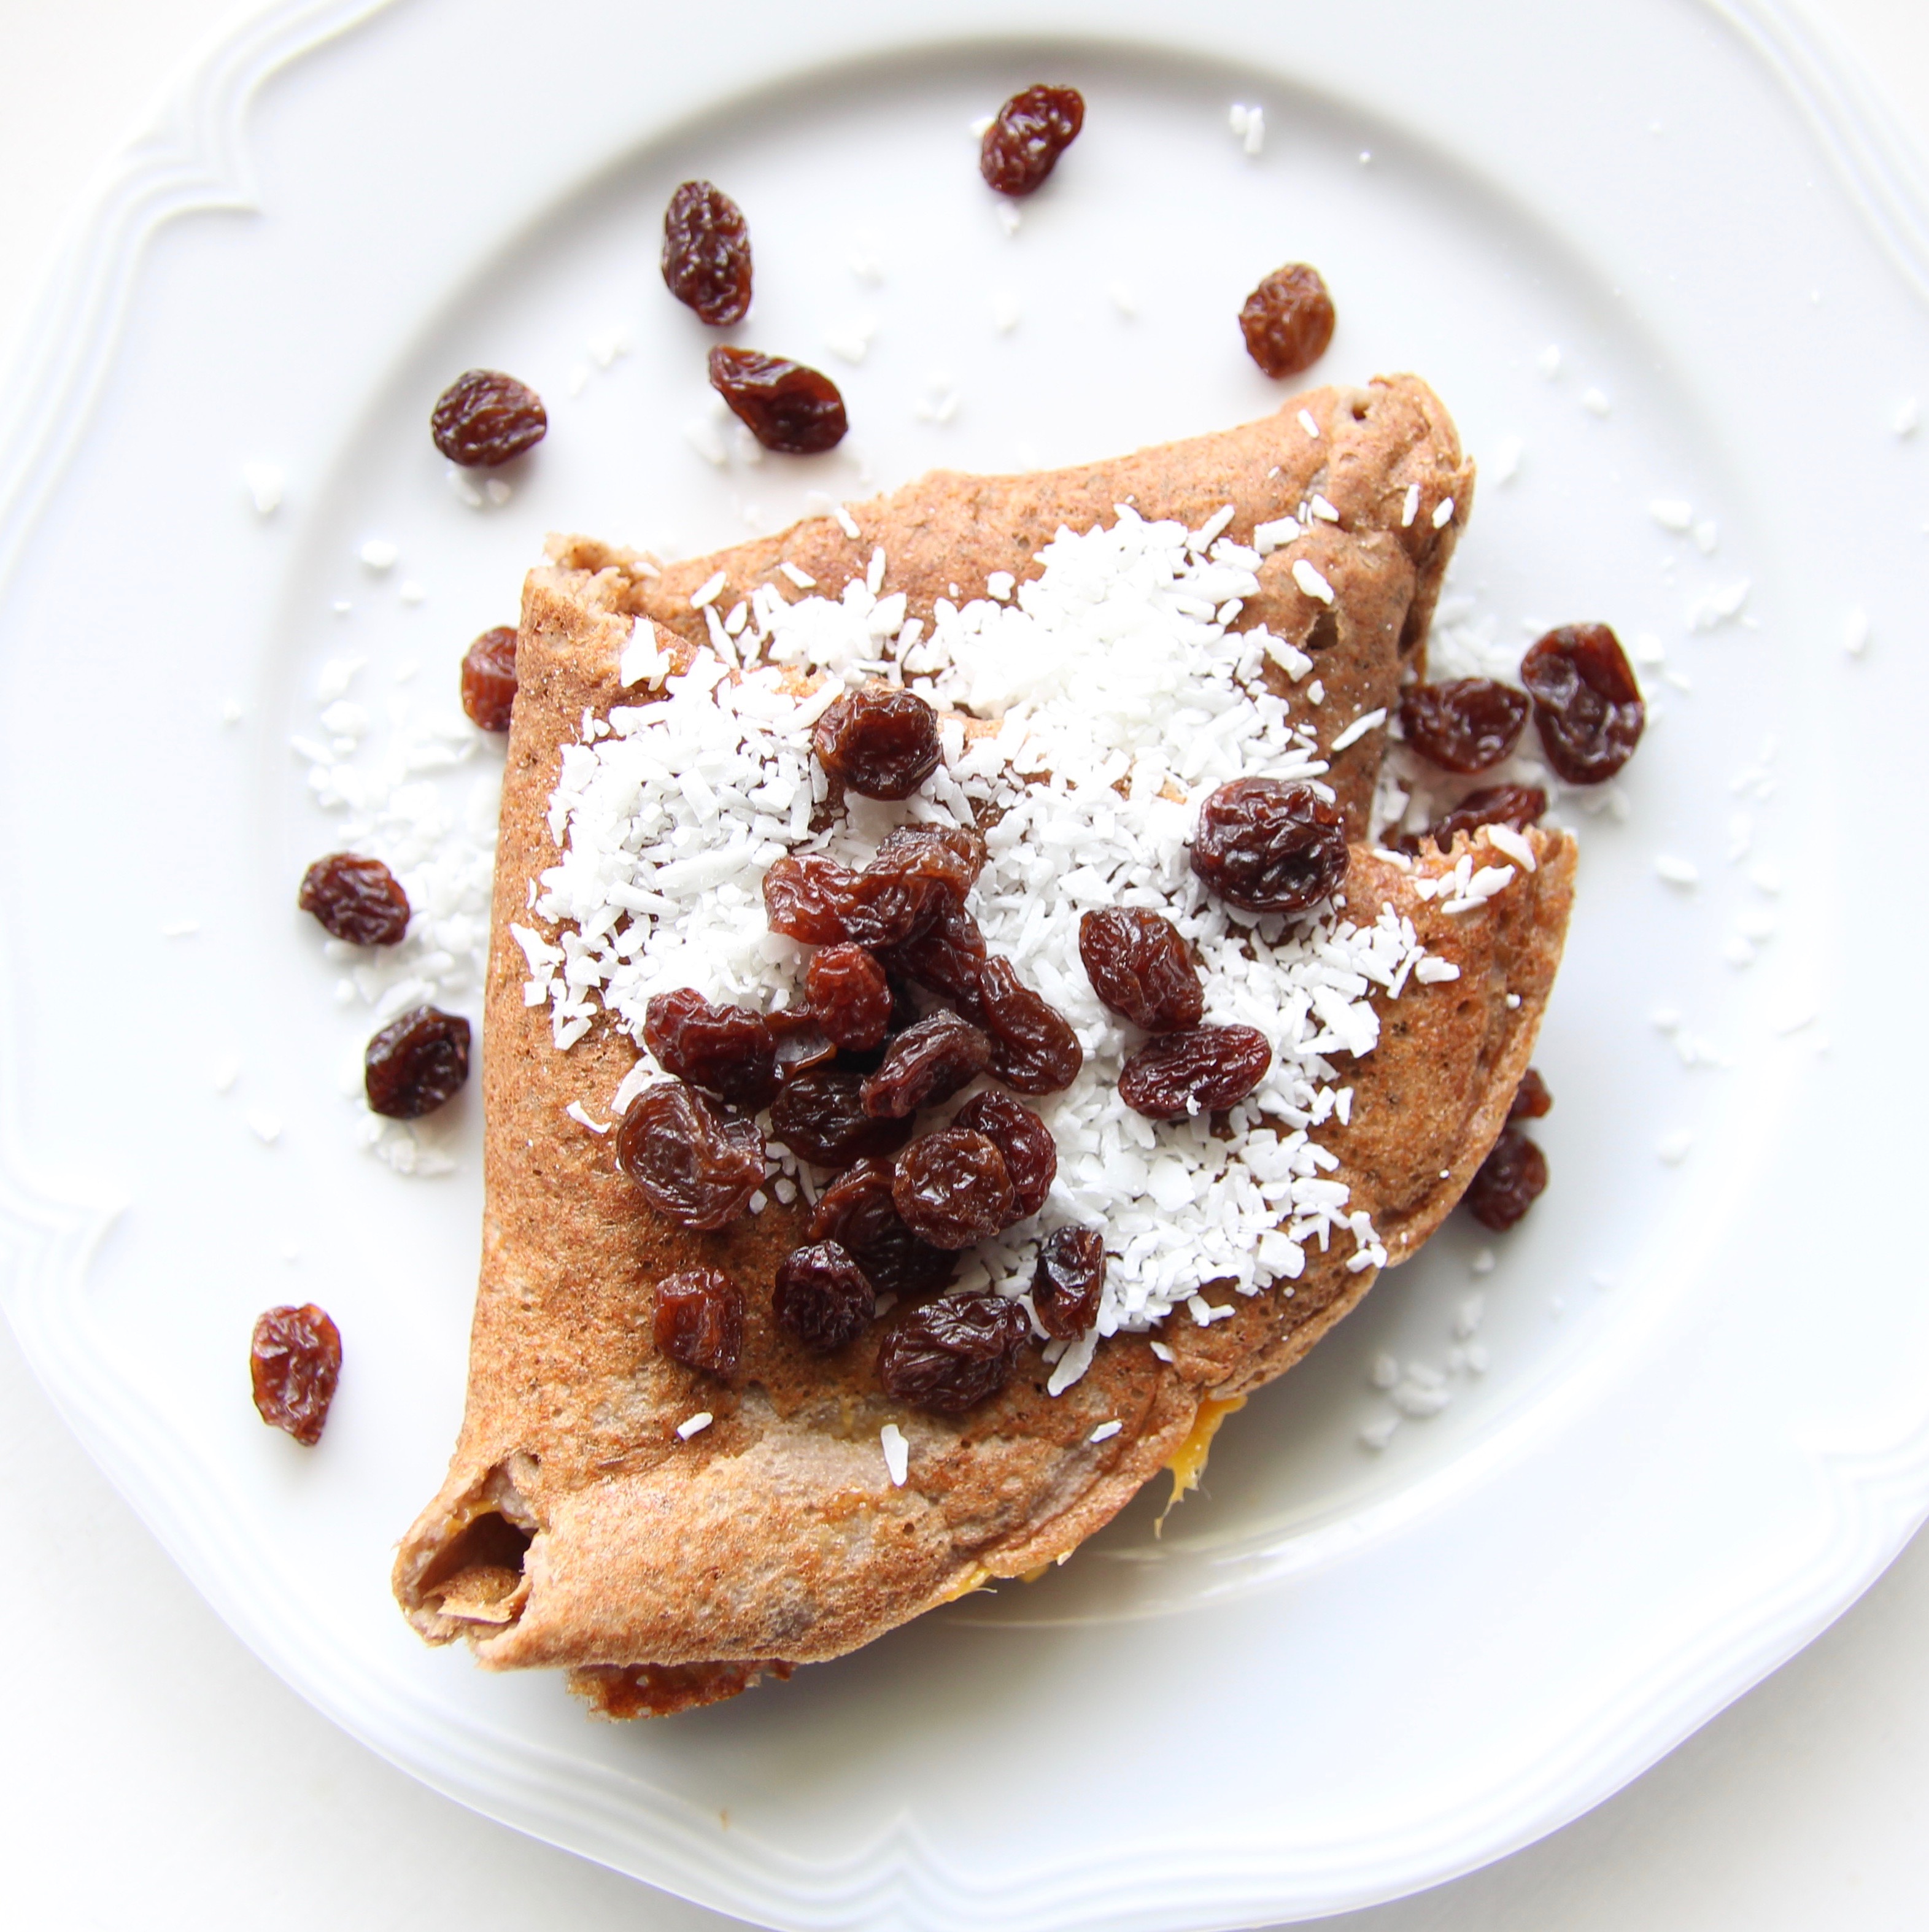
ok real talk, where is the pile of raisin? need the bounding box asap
[461,626,518,732]
[1078,908,1202,1032]
[616,1081,765,1229]
[299,852,410,946]
[1521,624,1645,784]
[430,369,547,467]
[1032,1227,1105,1339]
[662,180,752,326]
[877,1293,1030,1413]
[773,1242,874,1352]
[709,347,847,455]
[813,687,942,800]
[643,989,779,1110]
[892,1127,1016,1248]
[1119,1024,1272,1119]
[654,1269,744,1377]
[808,1157,956,1296]
[250,1304,342,1445]
[1191,778,1349,914]
[1398,679,1529,775]
[1239,264,1336,380]
[980,85,1084,196]
[365,1007,470,1118]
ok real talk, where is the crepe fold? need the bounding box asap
[393,377,1575,1717]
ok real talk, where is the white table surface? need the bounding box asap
[4,3,1928,1927]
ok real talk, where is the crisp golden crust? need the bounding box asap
[393,379,1571,1707]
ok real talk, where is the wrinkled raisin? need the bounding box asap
[616,1082,765,1229]
[773,1242,875,1352]
[861,1011,991,1118]
[892,1128,1016,1249]
[871,821,986,895]
[654,1269,744,1377]
[1118,1024,1272,1119]
[806,945,892,1050]
[1464,1127,1548,1231]
[978,957,1083,1094]
[250,1304,341,1445]
[298,852,410,946]
[430,369,547,467]
[953,1091,1056,1221]
[813,687,942,800]
[980,85,1084,196]
[1397,679,1529,775]
[365,1007,470,1118]
[763,854,945,949]
[1521,624,1644,784]
[643,989,779,1110]
[1509,1067,1553,1121]
[808,1157,957,1296]
[880,900,988,1016]
[1239,265,1336,380]
[771,1067,914,1169]
[461,626,518,732]
[708,347,847,455]
[1032,1227,1105,1340]
[1401,784,1547,854]
[1191,778,1349,915]
[1078,908,1202,1033]
[877,1293,1030,1413]
[662,180,752,326]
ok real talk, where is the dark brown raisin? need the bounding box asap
[880,899,988,1017]
[460,626,518,732]
[1520,624,1645,784]
[870,821,986,895]
[1509,1067,1553,1121]
[978,957,1083,1094]
[773,1242,875,1352]
[806,944,892,1050]
[953,1091,1056,1221]
[1464,1127,1548,1231]
[643,989,779,1110]
[616,1082,765,1229]
[662,180,752,326]
[708,347,847,455]
[1078,908,1203,1033]
[892,1128,1016,1249]
[365,1007,470,1118]
[763,854,946,949]
[1397,679,1530,775]
[876,1293,1030,1413]
[1190,778,1349,915]
[654,1269,744,1377]
[1118,1024,1272,1119]
[250,1304,342,1446]
[1239,265,1336,379]
[430,369,547,467]
[813,687,943,800]
[771,1067,914,1169]
[860,1011,991,1119]
[1032,1227,1105,1340]
[980,85,1084,197]
[298,852,410,946]
[1402,784,1548,854]
[808,1157,957,1296]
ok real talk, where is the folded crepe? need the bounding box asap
[393,376,1575,1717]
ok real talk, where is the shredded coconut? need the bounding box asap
[879,1422,910,1485]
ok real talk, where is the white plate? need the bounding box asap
[3,0,1927,1925]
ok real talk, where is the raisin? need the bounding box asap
[860,1011,991,1119]
[1190,778,1349,915]
[814,687,943,800]
[980,85,1084,197]
[808,1157,957,1296]
[430,368,547,467]
[708,347,847,455]
[661,180,752,326]
[892,1128,1016,1249]
[1509,1067,1553,1121]
[978,957,1083,1094]
[298,852,410,946]
[880,899,988,1017]
[773,1242,875,1352]
[1404,784,1547,854]
[616,1082,765,1229]
[250,1304,342,1446]
[876,1293,1030,1413]
[1118,1024,1272,1119]
[643,989,779,1110]
[871,821,986,895]
[1239,265,1336,380]
[365,1007,470,1118]
[654,1269,744,1377]
[1464,1127,1548,1231]
[1032,1227,1105,1340]
[1078,908,1203,1033]
[953,1091,1056,1221]
[460,626,518,732]
[1397,679,1529,775]
[763,854,946,949]
[1520,624,1645,784]
[806,945,893,1050]
[771,1067,914,1169]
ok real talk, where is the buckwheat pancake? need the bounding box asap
[393,378,1575,1718]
